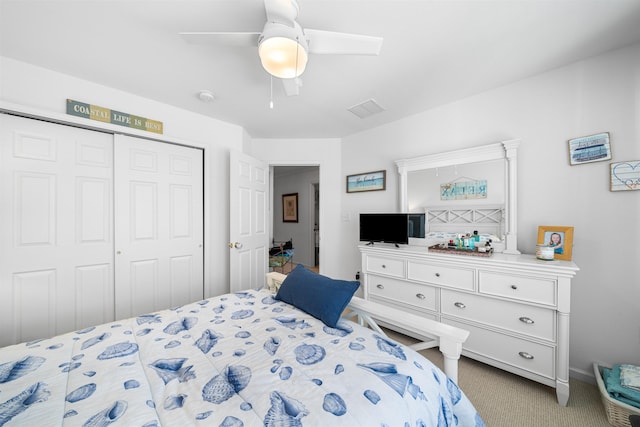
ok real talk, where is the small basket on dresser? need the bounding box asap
[594,363,640,427]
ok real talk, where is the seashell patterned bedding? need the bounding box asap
[0,289,485,427]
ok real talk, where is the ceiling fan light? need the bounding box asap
[259,22,308,79]
[259,36,308,78]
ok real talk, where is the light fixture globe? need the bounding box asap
[258,22,308,79]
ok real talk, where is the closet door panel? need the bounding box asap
[13,269,57,342]
[114,135,203,320]
[15,172,56,246]
[75,263,112,329]
[0,114,114,346]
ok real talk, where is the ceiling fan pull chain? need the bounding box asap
[270,75,274,109]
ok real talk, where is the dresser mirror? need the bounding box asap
[395,140,520,254]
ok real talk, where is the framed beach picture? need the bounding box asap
[346,170,386,193]
[282,193,298,222]
[568,132,611,165]
[537,225,574,261]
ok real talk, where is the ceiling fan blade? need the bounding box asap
[281,77,302,96]
[264,0,298,26]
[304,29,383,55]
[180,32,260,47]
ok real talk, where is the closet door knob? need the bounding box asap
[518,351,534,360]
[454,302,466,309]
[519,316,535,324]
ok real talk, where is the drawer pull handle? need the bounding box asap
[416,293,426,300]
[376,284,384,289]
[454,302,466,309]
[518,351,534,360]
[435,273,441,277]
[519,316,535,324]
[511,285,518,290]
[381,264,386,268]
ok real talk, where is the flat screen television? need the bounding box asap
[359,213,409,245]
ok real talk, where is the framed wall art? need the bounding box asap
[537,225,574,261]
[282,193,298,223]
[568,132,611,165]
[346,170,386,193]
[610,160,640,191]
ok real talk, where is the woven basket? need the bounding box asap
[594,363,640,427]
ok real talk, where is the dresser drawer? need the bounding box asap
[365,256,405,278]
[443,318,555,380]
[407,261,474,291]
[479,271,556,306]
[367,275,437,312]
[441,289,555,341]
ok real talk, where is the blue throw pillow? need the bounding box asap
[275,264,360,328]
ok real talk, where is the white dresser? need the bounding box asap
[359,244,579,405]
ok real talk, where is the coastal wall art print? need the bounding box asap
[346,170,386,193]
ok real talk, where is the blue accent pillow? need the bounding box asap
[275,264,360,328]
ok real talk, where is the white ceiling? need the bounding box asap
[2,0,640,139]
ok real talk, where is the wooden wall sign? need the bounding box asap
[66,99,163,134]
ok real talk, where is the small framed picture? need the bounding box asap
[568,132,611,165]
[537,226,574,261]
[346,170,386,193]
[282,193,298,223]
[610,160,640,192]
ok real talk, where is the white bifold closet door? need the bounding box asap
[0,115,204,348]
[0,114,115,347]
[114,134,203,319]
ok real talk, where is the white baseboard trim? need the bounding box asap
[570,366,596,385]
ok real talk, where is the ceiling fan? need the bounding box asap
[180,0,383,96]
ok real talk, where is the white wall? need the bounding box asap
[338,43,640,380]
[0,57,246,298]
[273,167,319,268]
[249,138,345,280]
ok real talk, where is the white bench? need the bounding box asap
[266,271,469,383]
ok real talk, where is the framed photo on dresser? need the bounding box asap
[537,225,574,261]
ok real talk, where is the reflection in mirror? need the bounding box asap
[408,213,425,238]
[406,159,505,211]
[396,141,520,254]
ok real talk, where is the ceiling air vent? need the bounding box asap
[348,98,385,119]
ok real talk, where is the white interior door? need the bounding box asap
[0,114,114,347]
[229,151,269,292]
[114,134,203,319]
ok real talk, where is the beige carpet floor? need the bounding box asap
[384,328,613,427]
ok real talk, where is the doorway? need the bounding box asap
[272,166,319,272]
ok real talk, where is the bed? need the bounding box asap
[0,269,484,427]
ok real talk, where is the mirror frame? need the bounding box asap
[395,140,520,254]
